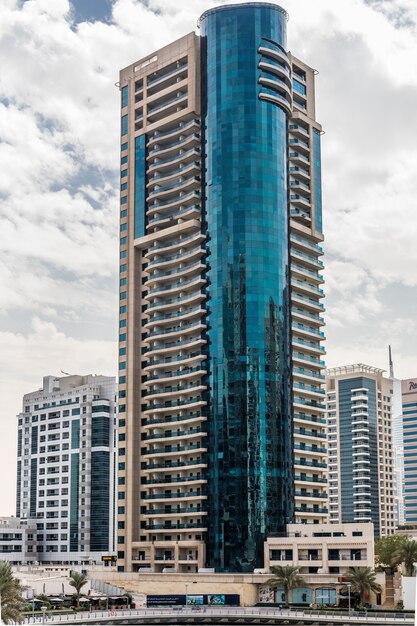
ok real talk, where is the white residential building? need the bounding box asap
[16,374,117,564]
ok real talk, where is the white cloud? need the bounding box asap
[0,0,416,514]
[0,318,116,515]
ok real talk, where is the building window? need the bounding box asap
[121,114,128,136]
[121,85,128,108]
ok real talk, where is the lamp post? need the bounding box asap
[185,583,188,607]
[41,605,47,624]
[414,563,417,626]
[347,583,352,616]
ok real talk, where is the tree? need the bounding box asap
[266,565,306,608]
[344,567,382,606]
[393,538,417,576]
[0,560,25,624]
[68,571,88,607]
[375,534,406,571]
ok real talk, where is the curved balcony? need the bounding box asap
[293,413,326,426]
[143,397,206,415]
[293,458,327,469]
[147,147,201,174]
[259,89,292,117]
[143,352,206,371]
[293,396,325,411]
[291,263,323,284]
[292,308,324,325]
[147,190,201,216]
[258,75,292,101]
[143,476,207,486]
[142,458,206,472]
[148,119,200,147]
[142,491,207,500]
[147,260,204,285]
[142,412,207,429]
[258,60,291,87]
[145,275,206,300]
[146,290,206,313]
[146,246,206,272]
[294,427,326,440]
[290,194,312,209]
[290,250,323,272]
[142,443,206,458]
[144,336,206,358]
[144,381,206,401]
[145,232,205,259]
[144,320,205,342]
[292,278,324,298]
[147,134,200,160]
[147,92,188,124]
[291,293,325,314]
[147,205,201,228]
[293,383,325,398]
[144,365,207,385]
[292,338,325,357]
[142,427,205,441]
[147,162,200,189]
[143,507,205,517]
[289,137,310,155]
[289,151,310,167]
[145,306,206,328]
[294,475,327,484]
[295,506,328,515]
[148,177,201,202]
[143,523,206,531]
[258,43,291,70]
[294,443,327,455]
[289,165,310,183]
[289,124,310,139]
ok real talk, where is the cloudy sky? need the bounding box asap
[0,0,416,514]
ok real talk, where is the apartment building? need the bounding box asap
[16,374,116,563]
[402,377,417,523]
[326,365,395,536]
[0,517,39,565]
[117,2,326,573]
[262,522,375,605]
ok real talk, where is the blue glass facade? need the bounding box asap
[312,129,323,233]
[134,134,146,239]
[403,400,417,522]
[201,3,293,571]
[339,377,380,536]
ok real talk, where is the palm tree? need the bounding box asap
[393,538,417,576]
[68,571,88,608]
[266,565,306,608]
[344,567,382,606]
[0,560,25,624]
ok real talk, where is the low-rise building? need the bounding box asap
[263,522,375,605]
[0,516,39,564]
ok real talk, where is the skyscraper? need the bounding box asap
[326,365,395,536]
[16,375,116,563]
[402,377,417,524]
[117,2,326,573]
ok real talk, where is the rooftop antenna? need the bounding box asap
[389,345,394,379]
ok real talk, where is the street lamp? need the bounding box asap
[185,583,188,607]
[41,605,48,624]
[347,583,352,616]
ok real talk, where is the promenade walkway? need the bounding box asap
[23,606,414,625]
